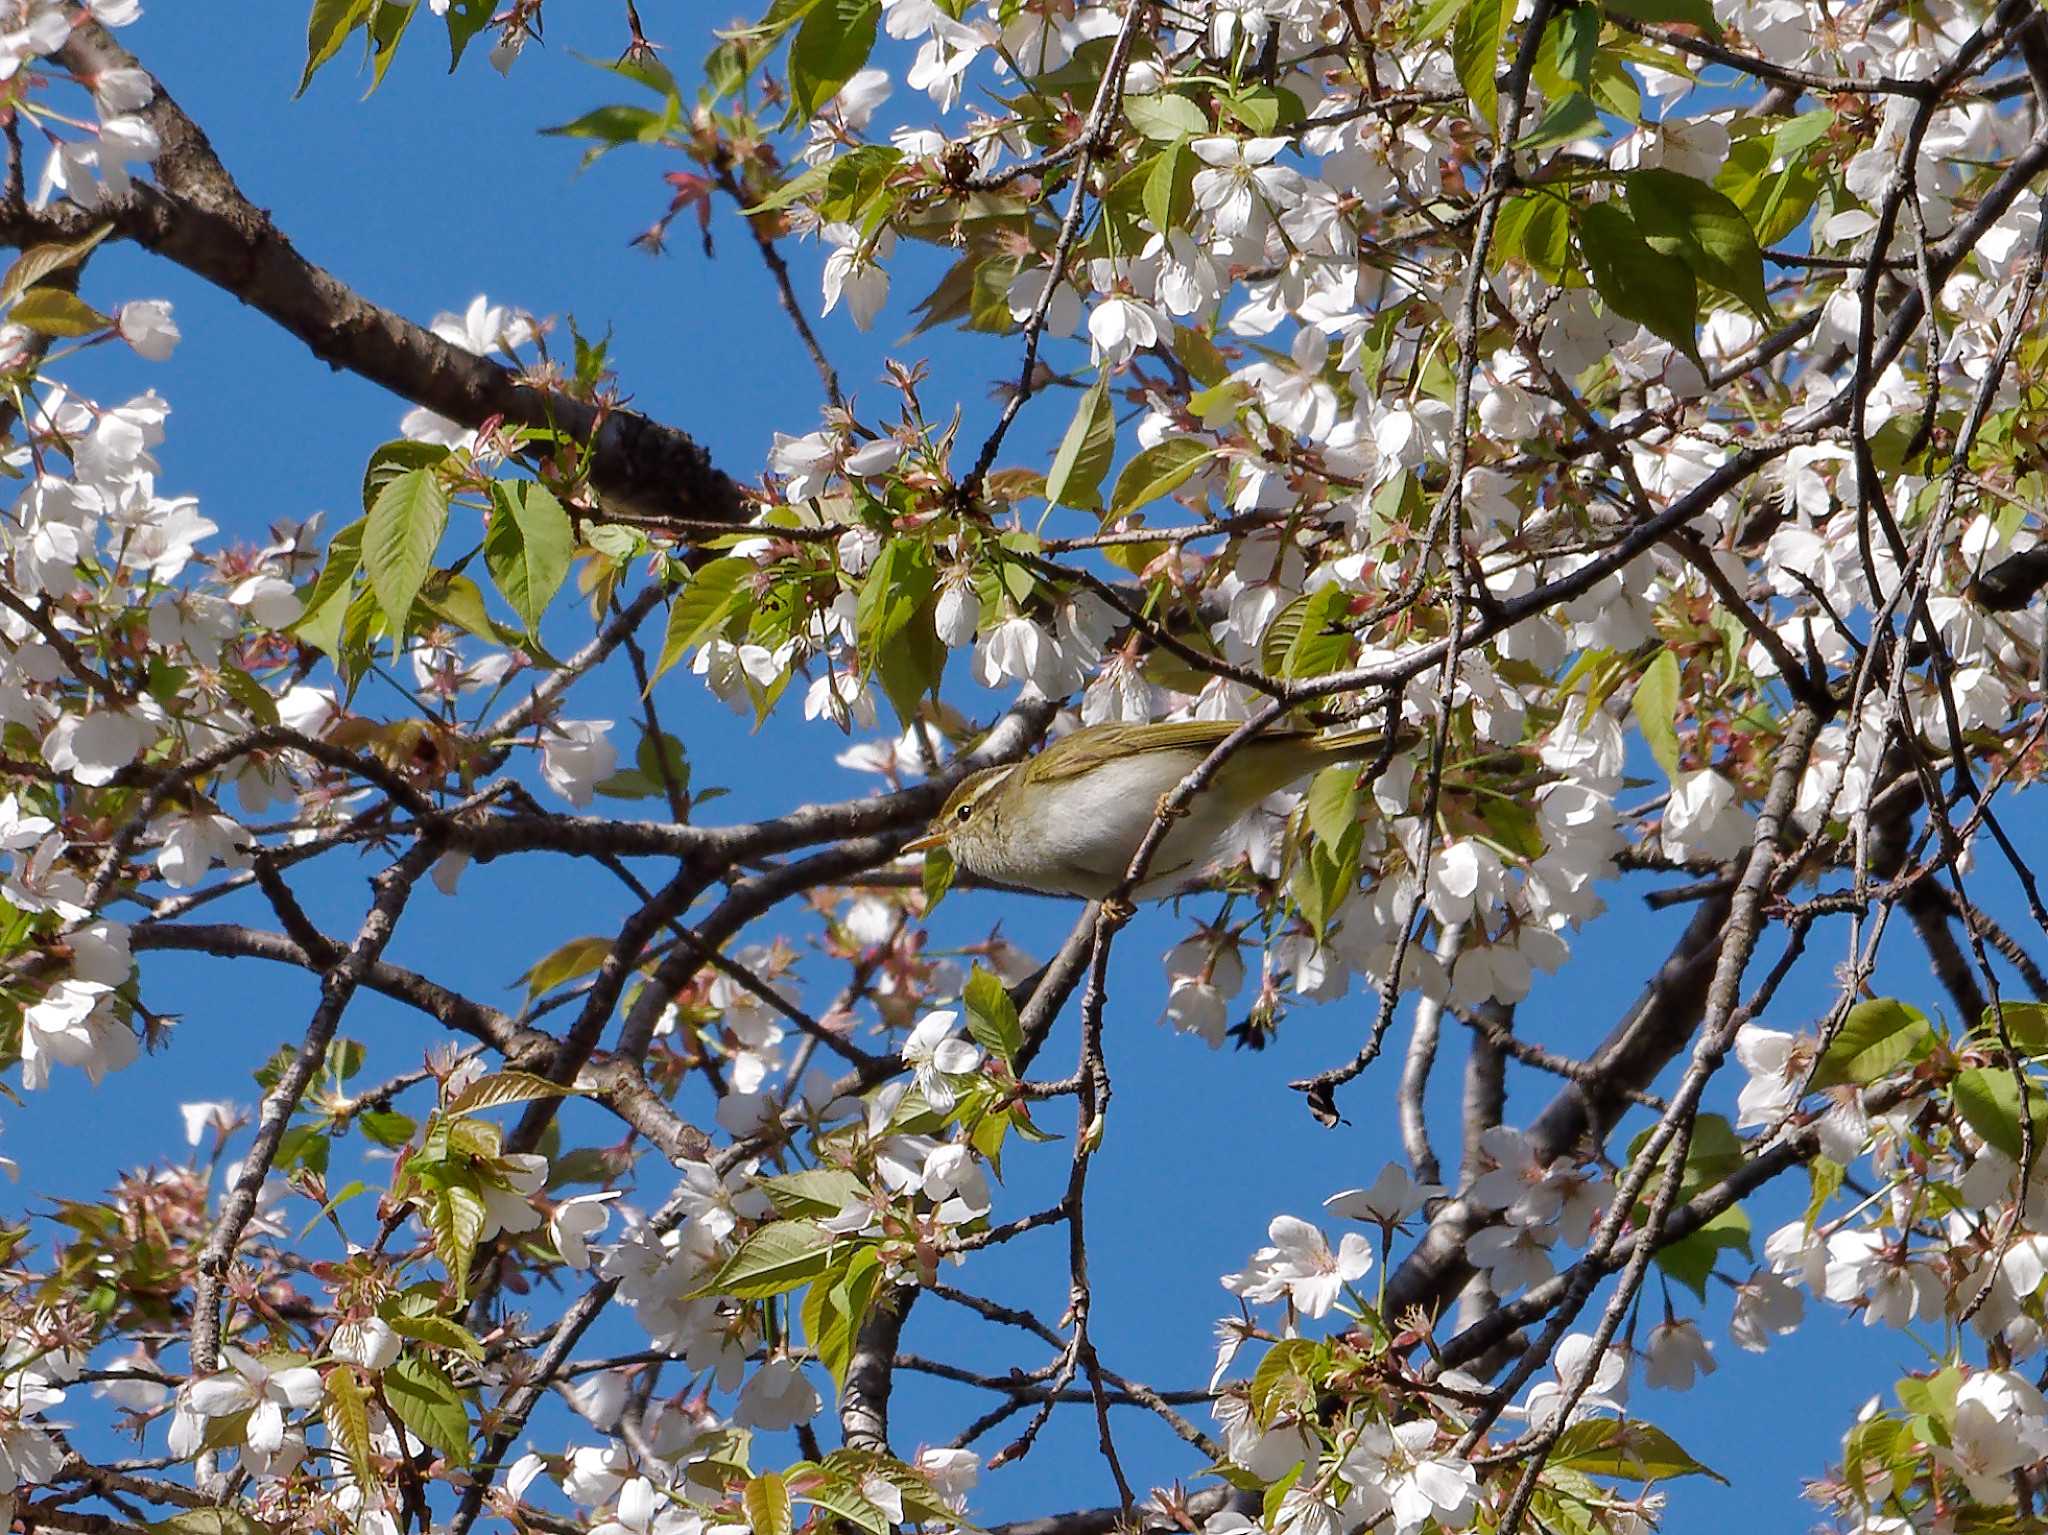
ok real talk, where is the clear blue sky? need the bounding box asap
[8,4,2017,1527]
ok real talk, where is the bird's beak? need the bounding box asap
[901,827,947,854]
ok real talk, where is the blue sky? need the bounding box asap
[5,3,2022,1528]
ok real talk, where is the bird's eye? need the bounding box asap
[955,803,973,823]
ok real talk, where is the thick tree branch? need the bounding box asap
[43,22,745,526]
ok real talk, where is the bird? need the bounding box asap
[902,718,1406,901]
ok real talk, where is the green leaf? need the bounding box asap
[787,0,880,123]
[1804,1155,1843,1227]
[1491,192,1572,284]
[363,466,448,639]
[299,1177,371,1238]
[367,0,419,92]
[798,1468,891,1535]
[1248,1338,1323,1424]
[1715,139,1818,253]
[362,439,452,514]
[359,1109,416,1147]
[377,1309,485,1358]
[1606,0,1721,32]
[1809,998,1931,1090]
[922,844,956,910]
[544,103,669,146]
[758,1168,867,1219]
[1588,53,1641,122]
[964,965,1025,1065]
[0,226,113,311]
[1142,139,1194,236]
[855,538,936,656]
[1414,0,1472,37]
[1631,647,1681,783]
[873,616,945,729]
[1479,796,1546,861]
[1451,0,1509,129]
[423,1178,486,1299]
[812,1247,884,1387]
[484,480,575,633]
[1305,764,1360,852]
[1552,4,1599,85]
[219,664,282,727]
[414,572,532,657]
[384,1352,473,1466]
[1110,438,1213,516]
[446,1070,575,1117]
[1223,86,1305,134]
[1579,200,1699,361]
[1267,586,1355,679]
[1175,325,1230,388]
[654,557,751,680]
[745,1471,794,1535]
[694,1220,837,1299]
[856,538,941,724]
[443,0,493,66]
[324,1367,377,1488]
[1044,374,1116,511]
[1955,1066,2047,1160]
[12,287,110,337]
[1517,91,1601,152]
[1125,92,1207,140]
[1987,1000,2048,1054]
[1653,1201,1750,1298]
[1551,1418,1725,1482]
[1626,168,1773,322]
[519,934,614,999]
[301,0,374,92]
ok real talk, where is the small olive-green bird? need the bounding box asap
[903,719,1404,901]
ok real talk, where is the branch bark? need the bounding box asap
[45,22,745,526]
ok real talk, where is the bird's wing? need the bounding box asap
[1028,721,1315,785]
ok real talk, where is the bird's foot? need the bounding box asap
[1100,896,1135,930]
[1153,792,1189,825]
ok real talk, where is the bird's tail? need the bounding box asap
[1315,720,1422,761]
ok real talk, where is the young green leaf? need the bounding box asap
[323,1367,377,1489]
[787,0,880,123]
[964,965,1025,1065]
[1125,92,1207,140]
[1626,168,1774,322]
[1490,193,1572,284]
[484,480,576,634]
[1044,375,1116,511]
[12,287,111,337]
[745,1471,795,1535]
[363,465,448,639]
[384,1353,473,1466]
[518,935,614,999]
[653,557,751,681]
[692,1220,838,1299]
[301,0,374,94]
[1606,0,1721,32]
[1808,998,1931,1090]
[1110,438,1213,515]
[445,1070,576,1117]
[1552,1418,1726,1482]
[1579,201,1700,363]
[1450,0,1509,128]
[1631,647,1682,783]
[1516,91,1601,153]
[1954,1065,2045,1160]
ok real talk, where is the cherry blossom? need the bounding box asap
[185,1346,322,1455]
